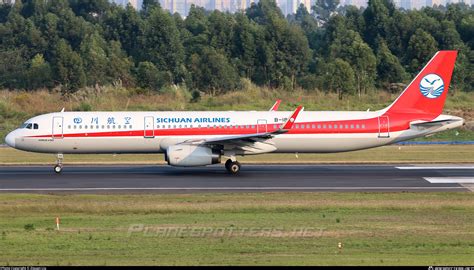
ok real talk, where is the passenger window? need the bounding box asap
[307,124,310,128]
[351,124,354,129]
[323,124,327,128]
[68,125,71,129]
[345,124,348,129]
[328,124,332,129]
[317,124,321,129]
[362,124,366,129]
[312,124,316,129]
[356,124,360,129]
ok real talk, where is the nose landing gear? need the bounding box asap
[225,159,241,174]
[54,153,63,174]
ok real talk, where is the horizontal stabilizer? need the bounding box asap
[411,118,463,129]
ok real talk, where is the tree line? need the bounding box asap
[0,0,472,98]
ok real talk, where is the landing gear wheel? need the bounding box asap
[225,159,233,171]
[54,153,64,174]
[226,160,241,174]
[54,165,62,174]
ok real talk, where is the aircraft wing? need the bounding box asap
[181,106,303,146]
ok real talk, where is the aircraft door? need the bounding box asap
[257,119,267,134]
[144,116,155,138]
[52,116,64,139]
[378,116,390,138]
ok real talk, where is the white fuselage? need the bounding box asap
[5,110,463,155]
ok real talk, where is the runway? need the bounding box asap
[0,164,473,193]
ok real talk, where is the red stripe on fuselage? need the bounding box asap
[27,116,423,138]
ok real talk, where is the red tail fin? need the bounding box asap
[384,51,458,117]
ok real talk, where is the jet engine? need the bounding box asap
[166,145,221,167]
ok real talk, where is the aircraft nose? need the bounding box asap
[5,131,15,148]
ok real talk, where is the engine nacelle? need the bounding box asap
[166,145,221,167]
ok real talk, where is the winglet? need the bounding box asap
[269,99,282,111]
[280,106,303,130]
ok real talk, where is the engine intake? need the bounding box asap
[166,145,221,167]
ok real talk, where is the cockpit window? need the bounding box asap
[20,123,38,129]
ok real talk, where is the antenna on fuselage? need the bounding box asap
[60,108,65,113]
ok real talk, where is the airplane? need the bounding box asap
[4,51,464,174]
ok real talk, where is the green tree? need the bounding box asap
[183,5,210,58]
[0,49,28,89]
[324,58,356,99]
[80,32,108,85]
[143,6,184,82]
[406,28,438,73]
[363,0,395,47]
[69,0,110,20]
[27,53,52,89]
[233,14,256,78]
[106,41,134,87]
[312,0,340,23]
[375,40,406,86]
[54,39,86,93]
[189,48,240,94]
[142,0,160,16]
[329,29,377,97]
[102,4,144,61]
[208,11,235,57]
[136,61,172,91]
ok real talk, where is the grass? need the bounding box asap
[1,145,473,165]
[1,84,473,143]
[0,192,473,265]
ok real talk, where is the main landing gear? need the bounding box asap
[225,158,241,174]
[54,153,63,174]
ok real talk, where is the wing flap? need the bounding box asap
[180,105,303,146]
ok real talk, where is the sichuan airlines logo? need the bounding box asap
[419,74,444,99]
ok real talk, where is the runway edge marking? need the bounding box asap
[397,166,474,170]
[423,177,474,183]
